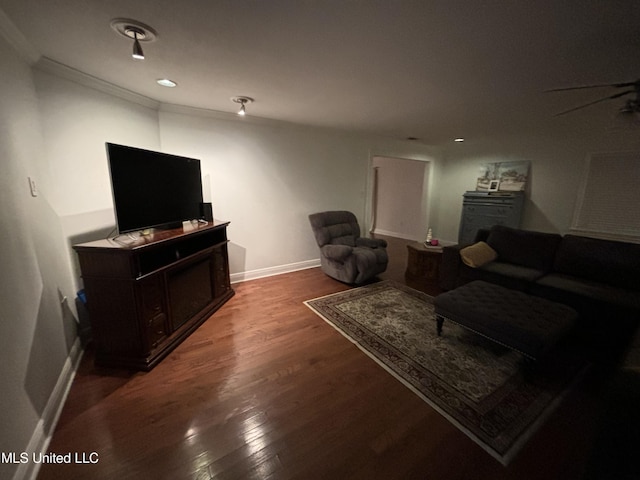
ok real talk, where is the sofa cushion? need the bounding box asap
[553,235,640,290]
[457,261,546,293]
[460,241,497,267]
[486,225,562,272]
[480,261,547,283]
[536,273,640,310]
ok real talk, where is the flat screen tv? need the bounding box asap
[106,143,204,234]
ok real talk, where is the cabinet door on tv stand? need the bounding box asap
[212,243,232,299]
[137,275,169,355]
[84,278,143,356]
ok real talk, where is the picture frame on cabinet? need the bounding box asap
[476,161,530,192]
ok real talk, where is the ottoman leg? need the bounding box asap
[436,315,444,336]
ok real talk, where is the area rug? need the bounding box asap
[304,281,589,465]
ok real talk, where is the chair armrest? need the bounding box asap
[356,237,387,248]
[321,244,354,262]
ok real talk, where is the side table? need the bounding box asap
[405,242,444,284]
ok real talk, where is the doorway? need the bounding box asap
[370,156,430,241]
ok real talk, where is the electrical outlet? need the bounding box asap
[57,288,68,306]
[28,177,38,197]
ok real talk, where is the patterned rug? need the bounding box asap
[304,281,588,465]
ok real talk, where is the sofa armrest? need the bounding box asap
[436,228,489,290]
[321,244,353,262]
[439,244,467,290]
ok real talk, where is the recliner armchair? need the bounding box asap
[308,210,388,284]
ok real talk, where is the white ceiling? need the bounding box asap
[1,0,638,144]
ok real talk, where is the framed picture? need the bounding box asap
[477,161,530,192]
[497,161,530,191]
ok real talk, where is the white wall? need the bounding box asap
[159,107,442,280]
[158,108,365,278]
[26,70,443,286]
[24,62,443,288]
[33,69,161,219]
[435,125,640,244]
[0,35,162,480]
[32,67,162,291]
[0,36,79,480]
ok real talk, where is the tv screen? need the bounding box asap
[106,143,204,234]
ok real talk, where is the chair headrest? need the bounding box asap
[309,211,360,247]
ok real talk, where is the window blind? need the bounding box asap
[572,151,640,241]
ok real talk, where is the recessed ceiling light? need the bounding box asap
[156,78,177,88]
[454,138,465,143]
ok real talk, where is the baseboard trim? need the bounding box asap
[372,228,420,240]
[15,337,84,480]
[231,259,320,284]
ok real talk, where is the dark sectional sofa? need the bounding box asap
[439,225,640,464]
[439,225,640,352]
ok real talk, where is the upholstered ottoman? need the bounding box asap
[434,280,578,360]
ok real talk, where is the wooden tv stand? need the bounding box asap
[73,221,234,370]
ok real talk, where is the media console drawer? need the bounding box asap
[74,221,234,370]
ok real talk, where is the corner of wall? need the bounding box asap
[13,338,84,480]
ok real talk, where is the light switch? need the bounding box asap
[28,177,38,197]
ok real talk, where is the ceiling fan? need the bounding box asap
[546,79,640,117]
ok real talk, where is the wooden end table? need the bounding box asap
[405,242,444,284]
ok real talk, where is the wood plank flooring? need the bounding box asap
[38,236,607,479]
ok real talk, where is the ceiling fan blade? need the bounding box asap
[545,81,637,93]
[554,90,635,116]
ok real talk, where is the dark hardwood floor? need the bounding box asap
[38,235,609,479]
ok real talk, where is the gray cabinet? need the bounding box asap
[458,191,524,244]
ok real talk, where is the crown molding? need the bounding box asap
[34,57,161,110]
[28,57,434,148]
[159,102,388,141]
[31,58,303,128]
[159,102,299,128]
[160,102,254,121]
[0,7,40,64]
[30,57,312,130]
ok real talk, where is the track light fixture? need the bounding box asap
[130,28,145,60]
[231,96,254,116]
[110,18,157,61]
